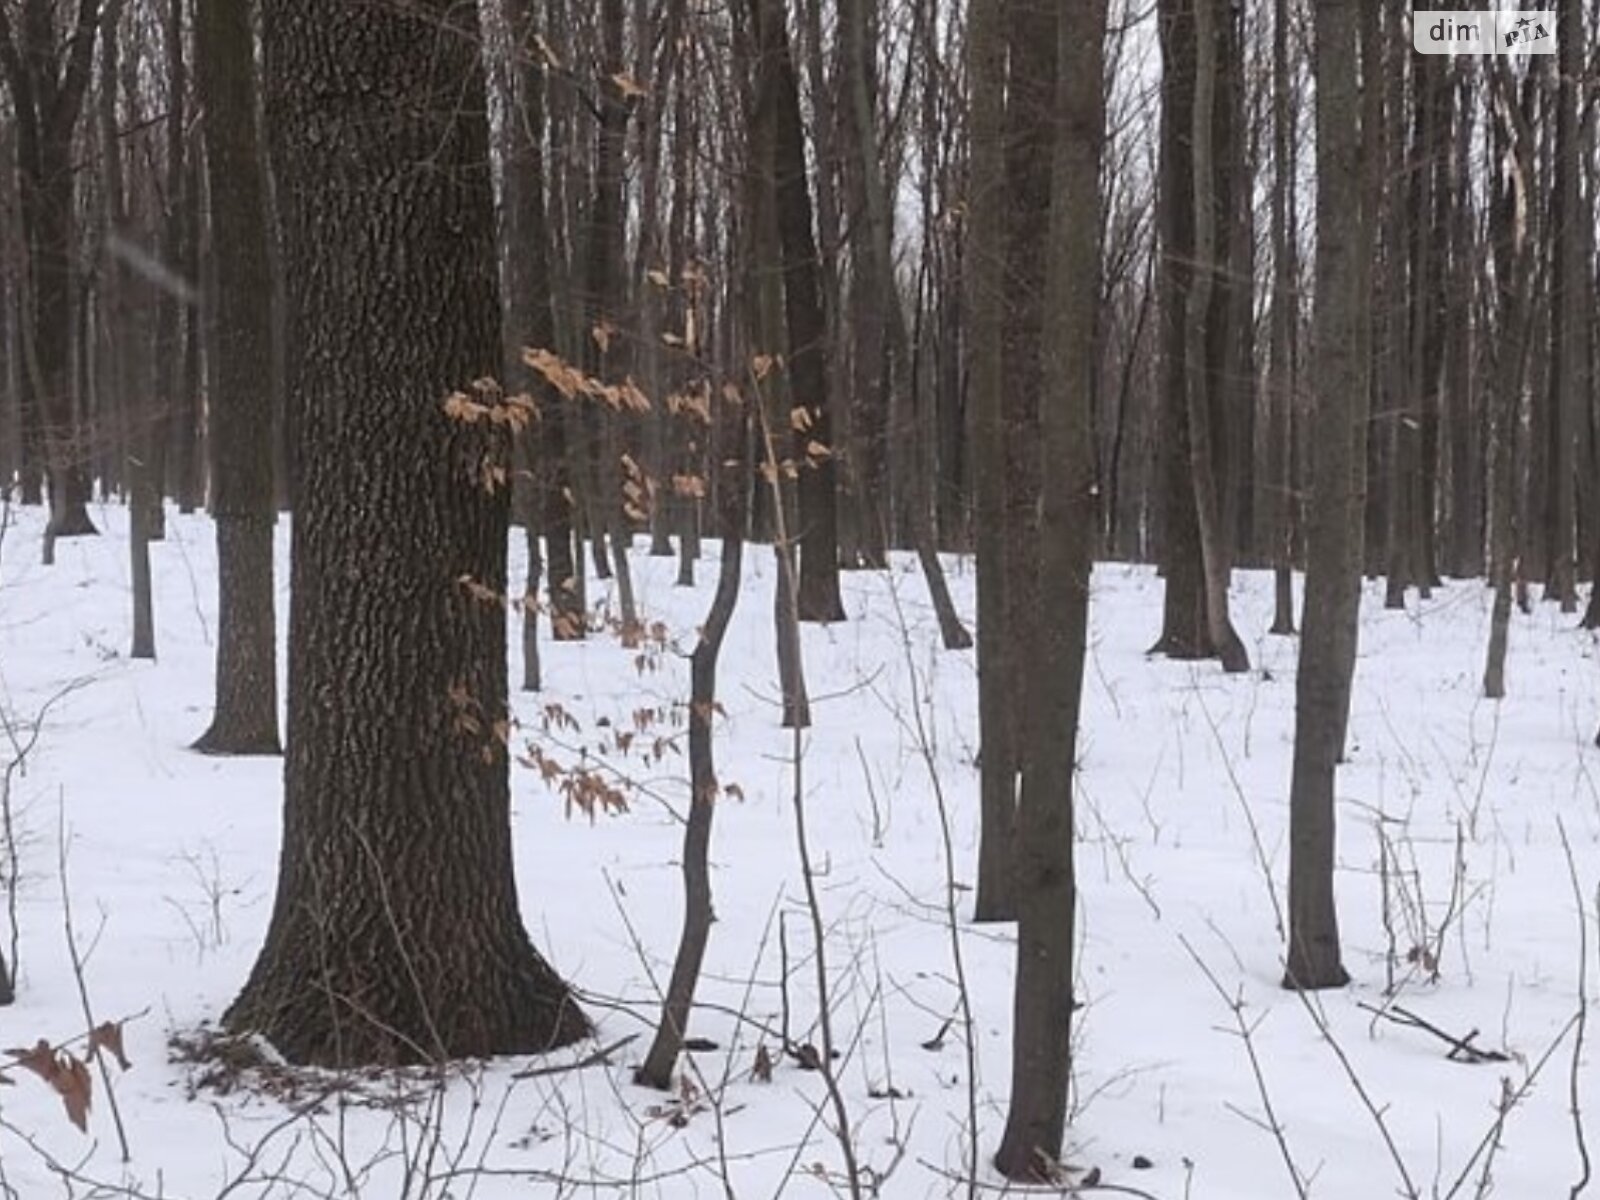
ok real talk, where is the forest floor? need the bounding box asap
[1,503,1597,1199]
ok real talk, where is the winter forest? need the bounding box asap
[0,0,1597,1195]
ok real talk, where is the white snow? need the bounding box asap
[0,501,1596,1198]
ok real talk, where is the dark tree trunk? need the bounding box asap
[172,148,204,515]
[147,0,187,542]
[95,0,154,657]
[1484,63,1534,697]
[1182,0,1249,673]
[1152,0,1211,659]
[522,0,583,646]
[225,0,587,1067]
[838,0,889,569]
[499,0,565,674]
[1284,0,1365,992]
[1267,0,1297,635]
[636,395,747,1091]
[192,0,280,755]
[839,0,969,650]
[752,0,845,623]
[587,0,638,633]
[1543,0,1582,611]
[738,0,812,729]
[999,0,1055,689]
[0,1,104,553]
[967,0,1014,922]
[992,0,1104,1175]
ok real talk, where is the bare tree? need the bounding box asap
[994,0,1106,1176]
[1483,61,1535,698]
[750,0,845,624]
[967,0,1014,922]
[1283,0,1367,992]
[636,389,747,1090]
[192,0,281,754]
[0,0,104,550]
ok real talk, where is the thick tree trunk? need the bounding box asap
[192,0,280,755]
[226,0,587,1066]
[993,0,1104,1175]
[1284,0,1365,992]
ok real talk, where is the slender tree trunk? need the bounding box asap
[1484,63,1534,698]
[740,0,811,729]
[1544,0,1582,611]
[495,0,556,685]
[586,0,638,633]
[1267,0,1297,635]
[95,0,153,657]
[967,0,1014,922]
[1152,0,1211,659]
[635,397,746,1091]
[1283,0,1365,992]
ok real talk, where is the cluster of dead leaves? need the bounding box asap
[2,1022,131,1133]
[518,744,631,822]
[523,347,651,414]
[441,377,539,434]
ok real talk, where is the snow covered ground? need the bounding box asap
[0,501,1597,1199]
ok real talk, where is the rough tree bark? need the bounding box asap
[993,0,1105,1175]
[192,0,281,755]
[225,0,587,1066]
